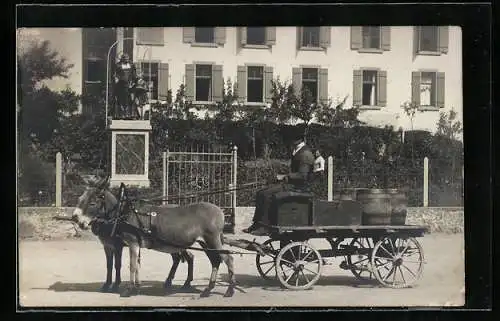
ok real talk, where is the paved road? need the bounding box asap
[18,233,464,308]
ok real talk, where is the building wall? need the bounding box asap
[133,26,462,134]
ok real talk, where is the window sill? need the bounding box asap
[84,81,103,84]
[417,51,442,56]
[245,102,267,107]
[242,44,270,49]
[299,46,325,51]
[190,43,219,48]
[418,106,440,111]
[193,101,217,106]
[359,105,382,110]
[136,41,165,46]
[357,48,384,54]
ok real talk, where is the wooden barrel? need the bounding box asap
[357,189,392,225]
[389,190,408,225]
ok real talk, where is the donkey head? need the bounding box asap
[72,176,111,230]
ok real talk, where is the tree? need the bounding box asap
[436,108,463,141]
[17,39,74,102]
[401,101,422,162]
[18,39,79,145]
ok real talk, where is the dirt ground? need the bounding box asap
[18,233,465,308]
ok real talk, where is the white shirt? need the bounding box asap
[314,156,325,172]
[292,142,306,156]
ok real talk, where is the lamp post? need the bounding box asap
[105,37,135,128]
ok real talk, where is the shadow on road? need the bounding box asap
[219,273,380,290]
[45,281,204,297]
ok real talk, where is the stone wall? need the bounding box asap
[18,206,464,241]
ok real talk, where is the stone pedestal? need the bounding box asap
[109,120,152,188]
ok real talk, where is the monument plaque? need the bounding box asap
[109,120,152,187]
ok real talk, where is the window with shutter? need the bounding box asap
[195,64,213,102]
[247,27,266,45]
[301,27,320,48]
[417,26,440,53]
[302,68,319,102]
[247,66,264,103]
[361,27,381,49]
[361,70,378,106]
[195,28,215,44]
[413,71,445,110]
[136,28,164,46]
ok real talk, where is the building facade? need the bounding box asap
[23,26,463,133]
[126,26,462,133]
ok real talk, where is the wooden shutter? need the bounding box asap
[266,27,276,46]
[439,26,449,54]
[264,66,274,103]
[413,27,420,53]
[215,27,226,45]
[436,72,445,108]
[411,71,421,106]
[240,27,247,46]
[297,27,303,49]
[158,63,169,101]
[236,65,247,103]
[211,65,223,102]
[185,64,195,101]
[350,27,362,50]
[319,27,331,49]
[352,69,362,106]
[377,70,387,107]
[183,27,195,43]
[137,28,163,45]
[292,67,302,97]
[381,27,391,51]
[319,68,329,104]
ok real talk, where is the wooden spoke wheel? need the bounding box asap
[346,237,375,281]
[275,241,323,290]
[255,239,281,280]
[371,236,425,288]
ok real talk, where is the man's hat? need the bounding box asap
[291,132,304,145]
[120,53,129,60]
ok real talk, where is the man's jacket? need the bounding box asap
[288,144,315,190]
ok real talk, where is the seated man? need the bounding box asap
[243,136,315,235]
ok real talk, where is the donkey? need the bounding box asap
[72,177,236,298]
[72,178,195,295]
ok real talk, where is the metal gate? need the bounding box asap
[163,146,238,233]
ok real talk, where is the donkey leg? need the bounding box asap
[181,251,195,289]
[134,248,141,288]
[164,253,181,289]
[200,250,222,298]
[220,252,236,297]
[100,246,113,292]
[111,244,123,293]
[120,244,140,297]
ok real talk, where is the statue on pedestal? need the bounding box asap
[113,53,137,120]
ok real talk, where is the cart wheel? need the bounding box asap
[255,239,280,280]
[275,241,323,290]
[371,236,425,288]
[347,237,374,281]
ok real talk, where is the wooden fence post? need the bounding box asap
[423,157,429,207]
[328,156,333,201]
[232,146,238,209]
[55,152,62,207]
[162,151,167,205]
